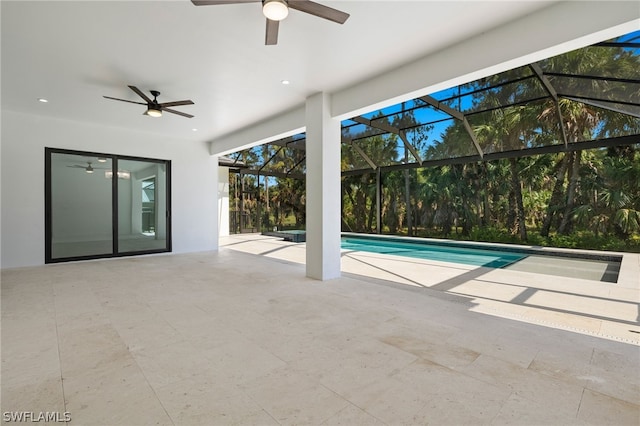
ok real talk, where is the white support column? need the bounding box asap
[211,156,220,250]
[218,166,230,237]
[305,92,341,280]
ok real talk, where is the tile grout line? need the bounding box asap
[575,387,587,420]
[115,328,177,426]
[322,399,390,426]
[136,371,177,426]
[316,380,388,425]
[574,347,595,420]
[52,283,70,424]
[239,384,283,425]
[488,390,517,425]
[104,298,178,426]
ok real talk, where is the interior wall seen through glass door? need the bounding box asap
[50,152,113,259]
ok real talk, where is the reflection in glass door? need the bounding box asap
[46,148,171,263]
[117,159,168,253]
[142,178,156,235]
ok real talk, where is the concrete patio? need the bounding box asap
[1,236,639,425]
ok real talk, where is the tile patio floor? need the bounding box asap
[1,234,639,425]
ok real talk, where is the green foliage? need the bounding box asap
[451,227,640,252]
[342,144,640,252]
[229,39,640,252]
[540,231,640,252]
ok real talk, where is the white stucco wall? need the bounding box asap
[0,110,218,268]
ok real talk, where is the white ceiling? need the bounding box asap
[1,0,563,144]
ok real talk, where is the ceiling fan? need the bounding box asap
[67,162,107,174]
[103,86,195,118]
[191,0,350,45]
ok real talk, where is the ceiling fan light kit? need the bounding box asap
[263,0,288,21]
[145,107,163,118]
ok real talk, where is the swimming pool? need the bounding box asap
[341,236,526,268]
[340,234,622,283]
[258,231,621,281]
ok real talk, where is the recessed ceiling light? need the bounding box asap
[281,80,290,85]
[37,98,49,103]
[192,128,198,132]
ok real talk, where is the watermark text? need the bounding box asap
[2,412,71,423]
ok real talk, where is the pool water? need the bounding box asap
[341,237,527,268]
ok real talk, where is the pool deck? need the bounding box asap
[221,233,640,345]
[2,235,639,424]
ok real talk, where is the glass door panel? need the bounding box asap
[117,159,168,253]
[50,152,113,259]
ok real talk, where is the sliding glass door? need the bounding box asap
[45,148,171,263]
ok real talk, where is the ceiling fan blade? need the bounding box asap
[288,0,349,24]
[162,108,194,119]
[103,96,147,106]
[265,18,279,45]
[191,0,260,5]
[128,85,153,103]
[158,100,195,108]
